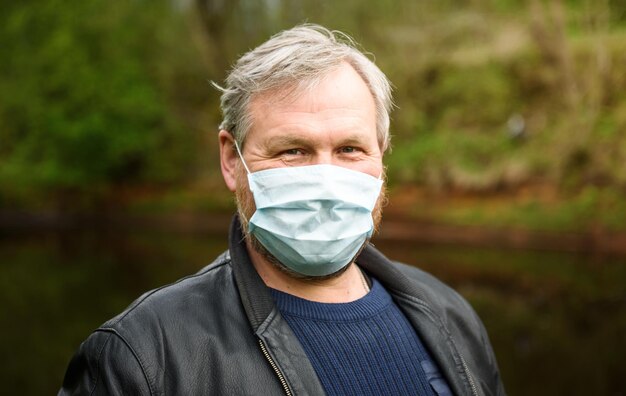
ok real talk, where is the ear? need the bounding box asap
[218,130,238,192]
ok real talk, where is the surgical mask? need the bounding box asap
[235,142,383,277]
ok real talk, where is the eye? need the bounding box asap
[340,146,359,154]
[282,148,304,156]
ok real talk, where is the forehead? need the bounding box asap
[247,63,377,140]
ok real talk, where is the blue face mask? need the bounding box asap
[235,142,383,277]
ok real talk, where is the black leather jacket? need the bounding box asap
[60,217,506,395]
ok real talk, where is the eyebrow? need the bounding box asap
[262,133,369,149]
[263,135,311,149]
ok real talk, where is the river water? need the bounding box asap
[1,221,624,395]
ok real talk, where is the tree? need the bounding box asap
[0,0,193,209]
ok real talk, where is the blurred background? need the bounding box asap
[1,0,625,394]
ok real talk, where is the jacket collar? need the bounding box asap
[228,215,276,331]
[228,214,428,329]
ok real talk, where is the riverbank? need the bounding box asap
[3,199,626,255]
[380,184,626,254]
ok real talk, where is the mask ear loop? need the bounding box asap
[233,140,252,174]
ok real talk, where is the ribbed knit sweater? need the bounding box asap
[271,277,452,396]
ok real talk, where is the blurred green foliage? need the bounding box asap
[383,0,626,192]
[0,0,198,209]
[1,0,626,232]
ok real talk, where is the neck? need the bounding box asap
[246,239,368,303]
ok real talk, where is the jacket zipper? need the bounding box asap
[258,339,293,396]
[459,352,479,396]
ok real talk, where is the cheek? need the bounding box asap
[355,159,384,179]
[358,145,384,178]
[235,170,257,231]
[234,161,250,189]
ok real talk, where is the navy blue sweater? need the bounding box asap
[271,278,452,396]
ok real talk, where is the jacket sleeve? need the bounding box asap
[59,330,152,396]
[474,309,507,396]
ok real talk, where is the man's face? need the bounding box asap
[239,62,383,177]
[234,62,386,276]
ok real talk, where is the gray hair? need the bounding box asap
[214,24,393,152]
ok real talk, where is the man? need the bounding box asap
[60,24,505,395]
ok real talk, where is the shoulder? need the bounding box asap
[98,250,249,358]
[388,260,473,311]
[59,330,152,395]
[60,251,243,395]
[103,251,234,332]
[385,260,486,347]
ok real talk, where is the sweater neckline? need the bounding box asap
[270,278,392,321]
